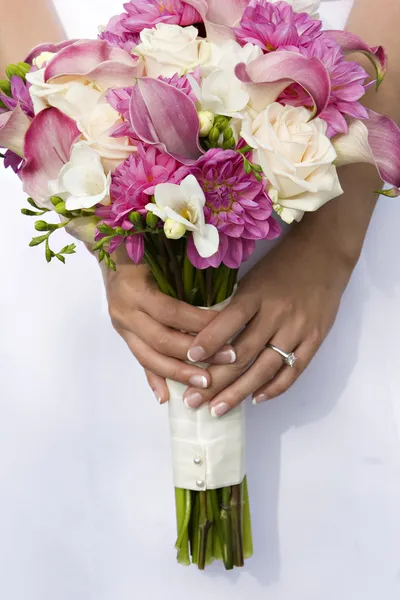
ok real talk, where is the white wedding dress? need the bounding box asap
[1,1,400,599]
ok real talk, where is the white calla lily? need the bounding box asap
[146,175,219,259]
[48,141,111,211]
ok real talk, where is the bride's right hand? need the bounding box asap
[101,253,235,404]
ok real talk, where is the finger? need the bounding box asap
[145,370,169,405]
[129,312,236,364]
[208,327,303,417]
[142,289,218,334]
[183,311,278,409]
[253,339,314,402]
[187,293,259,363]
[121,329,211,389]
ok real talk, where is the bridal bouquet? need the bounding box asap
[2,0,400,570]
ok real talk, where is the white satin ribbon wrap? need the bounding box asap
[167,294,246,491]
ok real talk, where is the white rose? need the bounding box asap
[269,0,321,17]
[26,68,102,118]
[77,101,136,171]
[134,24,210,78]
[241,103,343,223]
[48,142,111,211]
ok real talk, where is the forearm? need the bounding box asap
[299,0,400,266]
[0,0,65,72]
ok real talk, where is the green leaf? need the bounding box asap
[29,234,48,247]
[55,254,66,264]
[92,235,113,252]
[59,244,76,255]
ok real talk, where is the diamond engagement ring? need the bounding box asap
[266,344,298,368]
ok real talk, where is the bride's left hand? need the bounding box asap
[182,226,356,416]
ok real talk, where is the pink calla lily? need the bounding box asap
[130,78,203,164]
[21,108,80,207]
[0,104,31,157]
[333,110,400,195]
[24,40,78,65]
[323,31,387,90]
[185,0,248,42]
[235,51,331,118]
[44,39,144,88]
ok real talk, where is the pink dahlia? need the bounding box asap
[99,1,201,51]
[188,149,280,269]
[280,36,370,136]
[234,0,322,52]
[95,144,189,263]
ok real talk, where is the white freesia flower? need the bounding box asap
[32,51,56,70]
[134,24,210,78]
[48,141,111,211]
[26,68,101,118]
[269,0,321,17]
[146,175,219,258]
[191,41,262,119]
[242,103,343,224]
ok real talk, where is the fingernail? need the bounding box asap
[187,346,207,362]
[211,402,230,418]
[189,375,208,389]
[153,390,162,404]
[213,348,237,365]
[184,393,203,409]
[253,393,267,405]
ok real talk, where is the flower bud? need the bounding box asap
[35,220,49,232]
[54,201,69,216]
[198,110,215,137]
[50,196,63,207]
[208,127,221,144]
[146,212,159,229]
[115,227,126,236]
[128,211,142,226]
[0,80,11,96]
[222,138,236,150]
[223,127,234,141]
[164,218,186,240]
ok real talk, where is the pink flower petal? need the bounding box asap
[0,104,31,157]
[186,0,248,26]
[324,30,387,90]
[236,50,331,118]
[125,234,145,264]
[25,40,78,64]
[21,108,80,207]
[45,39,143,88]
[130,78,203,164]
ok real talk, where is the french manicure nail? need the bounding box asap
[184,393,203,409]
[214,349,237,365]
[211,402,230,418]
[189,375,208,389]
[153,390,162,404]
[253,393,267,405]
[187,346,207,362]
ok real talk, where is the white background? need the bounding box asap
[1,1,400,598]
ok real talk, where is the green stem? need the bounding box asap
[206,268,213,307]
[144,250,177,298]
[227,268,239,297]
[221,487,234,570]
[230,484,244,567]
[198,491,212,570]
[210,489,223,562]
[164,237,185,301]
[206,491,215,566]
[191,492,200,565]
[215,265,231,305]
[195,269,206,304]
[183,251,195,304]
[175,489,192,566]
[242,477,254,559]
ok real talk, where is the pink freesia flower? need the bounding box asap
[188,149,280,269]
[234,0,322,52]
[95,144,189,263]
[99,0,201,52]
[279,37,370,136]
[0,76,34,119]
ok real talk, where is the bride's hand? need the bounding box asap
[101,250,236,404]
[182,225,355,416]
